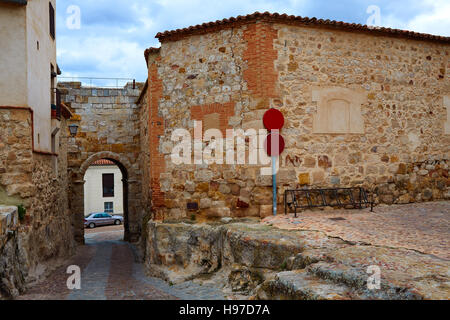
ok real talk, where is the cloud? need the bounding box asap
[55,0,449,84]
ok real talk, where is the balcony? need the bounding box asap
[51,89,61,120]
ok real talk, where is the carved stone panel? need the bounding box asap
[312,87,366,134]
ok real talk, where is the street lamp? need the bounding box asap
[68,124,79,137]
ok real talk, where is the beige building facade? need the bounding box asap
[0,0,59,154]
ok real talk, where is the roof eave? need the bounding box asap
[155,11,450,44]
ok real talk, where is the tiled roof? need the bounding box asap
[155,11,450,43]
[1,0,28,5]
[91,159,115,166]
[144,47,161,64]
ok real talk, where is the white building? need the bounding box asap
[84,159,124,217]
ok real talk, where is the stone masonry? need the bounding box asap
[143,13,450,221]
[58,82,145,243]
[0,109,75,299]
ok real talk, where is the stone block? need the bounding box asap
[303,156,316,168]
[195,169,213,182]
[260,205,273,218]
[200,198,212,209]
[206,207,231,217]
[312,170,325,184]
[298,173,310,185]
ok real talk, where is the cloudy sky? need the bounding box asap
[55,0,450,85]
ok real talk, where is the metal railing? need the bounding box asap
[284,187,373,217]
[58,76,136,89]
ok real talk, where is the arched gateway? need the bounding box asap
[58,81,144,244]
[71,152,141,243]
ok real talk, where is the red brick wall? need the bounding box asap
[243,21,279,100]
[190,102,235,135]
[148,60,165,209]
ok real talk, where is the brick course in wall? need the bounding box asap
[147,58,166,216]
[190,102,235,135]
[243,21,279,100]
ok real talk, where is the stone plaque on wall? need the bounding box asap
[312,86,366,134]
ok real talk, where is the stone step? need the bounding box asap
[256,270,357,300]
[306,261,423,300]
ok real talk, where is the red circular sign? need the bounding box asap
[264,133,285,157]
[263,108,285,130]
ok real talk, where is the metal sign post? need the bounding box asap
[263,108,285,217]
[272,155,277,216]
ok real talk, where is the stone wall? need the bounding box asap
[0,206,24,299]
[145,20,450,220]
[0,111,75,299]
[0,107,33,206]
[59,82,144,242]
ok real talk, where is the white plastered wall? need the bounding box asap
[26,0,57,153]
[0,3,27,107]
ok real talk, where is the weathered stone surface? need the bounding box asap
[256,270,352,300]
[146,216,450,300]
[259,205,272,218]
[146,222,306,283]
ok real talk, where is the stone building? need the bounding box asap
[141,12,450,221]
[0,0,76,298]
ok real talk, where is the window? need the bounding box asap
[104,202,113,214]
[102,173,114,197]
[49,2,55,39]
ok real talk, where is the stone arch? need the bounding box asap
[80,151,133,178]
[72,151,136,243]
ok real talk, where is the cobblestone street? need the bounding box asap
[17,226,225,300]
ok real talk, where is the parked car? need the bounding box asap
[84,212,123,229]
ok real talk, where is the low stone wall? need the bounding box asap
[0,206,26,299]
[376,158,449,204]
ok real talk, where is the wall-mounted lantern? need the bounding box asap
[68,124,79,137]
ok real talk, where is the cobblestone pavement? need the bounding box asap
[17,226,225,300]
[263,201,450,260]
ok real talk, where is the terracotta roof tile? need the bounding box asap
[91,159,115,166]
[154,11,450,43]
[144,47,161,64]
